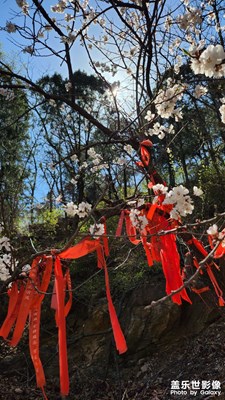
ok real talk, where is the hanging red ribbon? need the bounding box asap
[125,214,141,245]
[160,234,192,305]
[115,210,125,237]
[208,235,225,258]
[59,237,101,259]
[54,256,70,396]
[141,234,153,267]
[10,257,40,347]
[97,245,127,354]
[29,305,47,395]
[0,282,25,340]
[29,257,53,400]
[64,269,72,318]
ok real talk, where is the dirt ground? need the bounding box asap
[1,313,225,400]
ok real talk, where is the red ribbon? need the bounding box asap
[115,211,125,237]
[97,245,127,354]
[160,234,192,305]
[10,257,40,346]
[29,306,46,393]
[0,282,25,340]
[54,256,69,396]
[125,215,140,245]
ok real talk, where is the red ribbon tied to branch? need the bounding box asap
[0,232,127,399]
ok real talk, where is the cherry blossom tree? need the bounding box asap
[0,0,225,397]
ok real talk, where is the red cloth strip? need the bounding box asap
[207,266,225,306]
[141,234,153,267]
[140,145,151,166]
[96,246,127,354]
[0,282,24,340]
[125,215,140,245]
[160,235,192,305]
[115,211,125,237]
[54,256,69,396]
[29,306,46,391]
[192,237,208,257]
[59,237,101,259]
[192,286,210,294]
[10,258,40,346]
[147,204,157,221]
[32,257,53,308]
[64,270,72,317]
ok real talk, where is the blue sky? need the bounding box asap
[0,1,116,203]
[0,0,93,80]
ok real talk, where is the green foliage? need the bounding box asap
[201,164,225,215]
[36,208,64,230]
[0,73,30,234]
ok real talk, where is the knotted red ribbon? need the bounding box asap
[96,245,127,354]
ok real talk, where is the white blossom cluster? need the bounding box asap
[152,184,168,196]
[151,185,203,220]
[191,44,225,78]
[0,224,30,281]
[89,223,105,238]
[55,194,63,203]
[169,38,182,56]
[129,209,148,232]
[48,99,57,107]
[207,224,219,236]
[163,185,194,219]
[63,201,92,218]
[61,32,77,44]
[0,234,11,281]
[70,176,80,185]
[177,8,202,31]
[70,153,78,162]
[5,21,17,33]
[16,0,29,14]
[164,16,173,32]
[69,147,108,187]
[207,224,225,248]
[154,83,184,120]
[87,147,108,172]
[193,85,208,99]
[145,110,155,122]
[0,88,15,101]
[0,235,11,252]
[93,61,117,76]
[64,13,75,22]
[148,122,174,140]
[174,55,183,74]
[23,46,33,55]
[0,256,11,281]
[193,186,203,197]
[51,0,68,13]
[219,98,225,124]
[127,198,145,208]
[65,82,72,92]
[114,157,126,166]
[123,144,133,155]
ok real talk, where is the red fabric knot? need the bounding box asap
[140,139,153,148]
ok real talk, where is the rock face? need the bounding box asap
[0,267,223,400]
[64,272,222,369]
